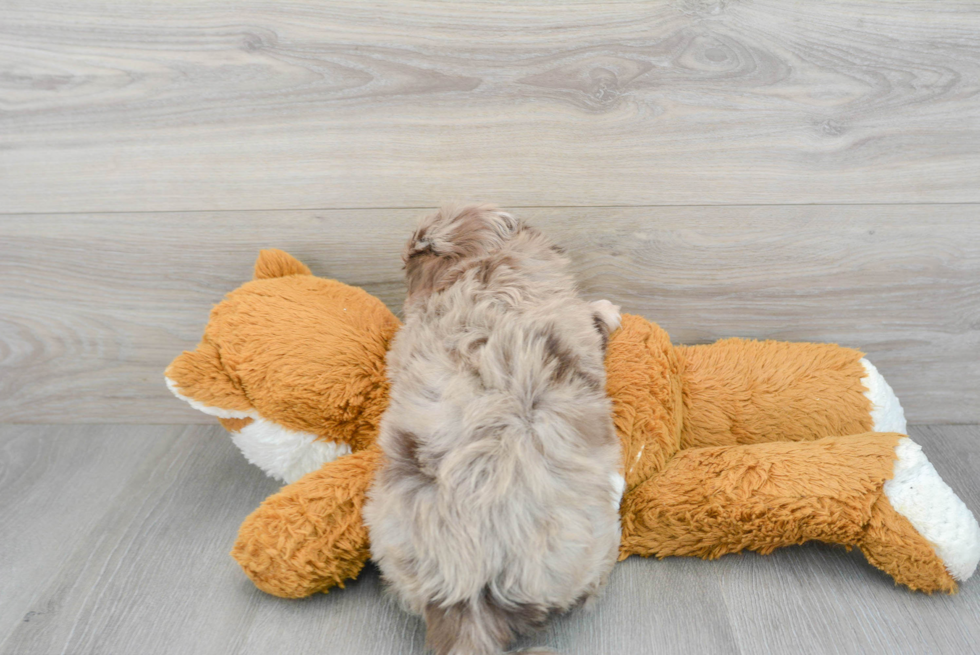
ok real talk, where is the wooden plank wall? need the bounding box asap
[1,1,978,423]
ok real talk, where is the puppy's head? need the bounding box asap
[404,204,519,300]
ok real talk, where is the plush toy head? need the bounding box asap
[165,249,401,482]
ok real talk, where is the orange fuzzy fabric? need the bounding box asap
[621,433,900,559]
[165,250,956,598]
[604,314,683,493]
[676,339,873,449]
[619,431,955,593]
[166,250,401,452]
[232,446,382,597]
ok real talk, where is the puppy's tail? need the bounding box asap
[424,593,555,655]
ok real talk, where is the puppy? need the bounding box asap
[363,205,624,655]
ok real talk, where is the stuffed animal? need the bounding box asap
[166,249,980,598]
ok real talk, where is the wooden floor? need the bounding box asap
[1,423,977,655]
[3,1,980,653]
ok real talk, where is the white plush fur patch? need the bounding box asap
[165,375,351,483]
[165,376,258,420]
[884,438,980,582]
[860,358,907,433]
[859,363,980,580]
[231,418,352,484]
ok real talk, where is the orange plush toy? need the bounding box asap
[166,249,980,598]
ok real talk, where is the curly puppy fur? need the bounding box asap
[363,205,623,655]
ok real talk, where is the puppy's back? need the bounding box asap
[365,205,622,655]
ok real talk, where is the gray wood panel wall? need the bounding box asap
[1,1,978,424]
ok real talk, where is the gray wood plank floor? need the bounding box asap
[2,423,978,655]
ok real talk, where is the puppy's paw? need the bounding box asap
[590,299,621,351]
[590,299,621,332]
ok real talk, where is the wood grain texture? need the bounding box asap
[717,425,980,655]
[1,424,978,654]
[0,424,175,637]
[2,0,980,212]
[0,424,280,655]
[1,206,977,424]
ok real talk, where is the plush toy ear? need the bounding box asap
[254,249,312,280]
[164,339,255,418]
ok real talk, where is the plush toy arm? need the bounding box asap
[620,433,980,593]
[675,339,880,449]
[231,445,382,598]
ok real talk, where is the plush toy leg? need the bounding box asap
[619,433,980,593]
[231,446,382,598]
[872,438,980,587]
[675,339,875,449]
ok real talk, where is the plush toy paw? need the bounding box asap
[590,299,621,333]
[859,437,980,593]
[860,358,907,433]
[232,446,383,598]
[858,361,979,587]
[883,438,980,584]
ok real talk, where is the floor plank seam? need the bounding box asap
[3,201,980,217]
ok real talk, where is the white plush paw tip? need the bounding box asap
[860,359,907,434]
[884,438,980,581]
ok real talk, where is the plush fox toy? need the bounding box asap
[166,249,980,598]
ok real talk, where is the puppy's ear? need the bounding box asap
[403,204,519,301]
[404,244,456,300]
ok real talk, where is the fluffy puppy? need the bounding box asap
[363,205,624,655]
